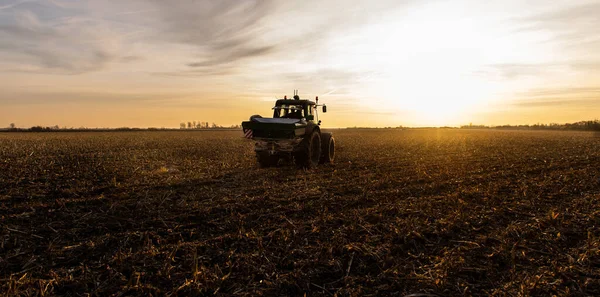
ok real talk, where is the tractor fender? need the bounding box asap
[303,123,320,137]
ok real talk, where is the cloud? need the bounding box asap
[284,69,366,85]
[473,57,600,81]
[474,2,600,81]
[143,0,409,76]
[474,63,551,80]
[113,8,156,16]
[516,2,600,50]
[186,45,275,68]
[568,60,600,73]
[476,60,600,81]
[152,67,238,77]
[522,87,600,98]
[0,1,140,74]
[513,87,600,108]
[143,0,278,70]
[0,0,39,10]
[0,89,190,105]
[514,97,600,108]
[523,2,600,27]
[281,69,377,96]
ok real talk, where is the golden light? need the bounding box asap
[326,1,546,126]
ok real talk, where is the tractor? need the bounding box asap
[241,91,335,168]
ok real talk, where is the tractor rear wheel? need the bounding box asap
[295,131,321,168]
[256,152,278,168]
[320,132,335,164]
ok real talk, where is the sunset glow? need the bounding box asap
[1,0,599,128]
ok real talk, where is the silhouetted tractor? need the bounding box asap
[241,91,335,168]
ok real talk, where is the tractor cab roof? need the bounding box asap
[275,99,316,106]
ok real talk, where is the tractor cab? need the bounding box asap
[273,99,316,121]
[272,93,325,123]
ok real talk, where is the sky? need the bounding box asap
[0,0,599,128]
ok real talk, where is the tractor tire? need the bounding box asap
[295,131,321,169]
[320,132,335,164]
[256,152,278,168]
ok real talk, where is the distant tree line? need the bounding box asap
[1,122,242,132]
[461,120,600,131]
[3,123,62,132]
[346,126,404,129]
[179,121,240,129]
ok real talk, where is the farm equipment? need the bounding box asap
[241,91,335,168]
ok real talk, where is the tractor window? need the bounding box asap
[274,105,304,119]
[273,106,285,118]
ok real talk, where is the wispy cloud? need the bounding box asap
[0,0,35,10]
[0,89,193,105]
[143,0,408,76]
[143,0,278,70]
[513,87,600,108]
[152,67,238,77]
[474,2,600,81]
[517,2,600,53]
[474,63,551,80]
[0,1,141,74]
[114,8,156,16]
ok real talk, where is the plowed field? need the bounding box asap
[1,129,599,296]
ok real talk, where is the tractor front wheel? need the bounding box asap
[295,131,321,169]
[320,132,335,164]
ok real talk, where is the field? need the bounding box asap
[1,129,599,296]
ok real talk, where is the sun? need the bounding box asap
[357,69,498,126]
[404,75,497,126]
[337,1,508,126]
